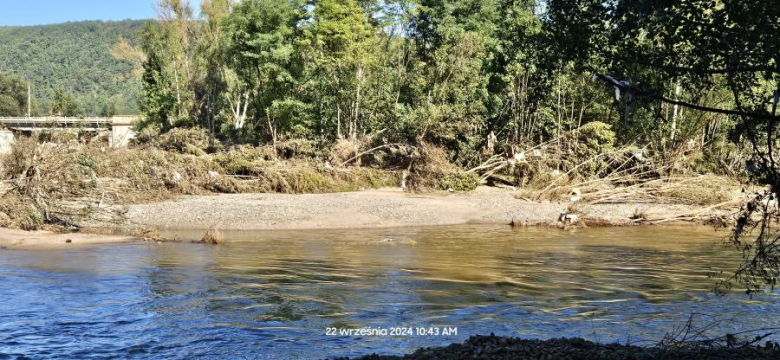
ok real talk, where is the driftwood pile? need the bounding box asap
[468,124,740,210]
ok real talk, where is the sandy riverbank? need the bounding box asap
[1,186,738,248]
[124,186,734,231]
[0,228,139,249]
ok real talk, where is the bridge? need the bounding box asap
[0,116,140,152]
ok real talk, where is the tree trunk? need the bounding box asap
[207,90,214,148]
[228,89,249,129]
[173,65,182,123]
[353,65,363,140]
[337,105,342,139]
[267,115,277,150]
[238,91,249,129]
[671,81,681,141]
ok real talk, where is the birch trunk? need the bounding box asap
[353,65,363,140]
[228,89,250,129]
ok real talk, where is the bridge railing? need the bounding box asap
[0,116,141,128]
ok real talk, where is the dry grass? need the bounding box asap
[405,143,480,192]
[136,127,210,155]
[330,138,360,165]
[274,138,321,160]
[515,174,738,207]
[651,175,737,205]
[483,123,742,207]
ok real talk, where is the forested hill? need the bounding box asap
[0,20,146,116]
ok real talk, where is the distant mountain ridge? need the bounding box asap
[0,20,147,115]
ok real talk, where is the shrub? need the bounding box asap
[576,121,615,155]
[212,145,275,176]
[438,171,481,191]
[330,139,360,165]
[138,127,210,155]
[509,122,618,189]
[275,139,321,160]
[198,226,223,244]
[406,144,479,192]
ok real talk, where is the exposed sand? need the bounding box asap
[0,228,139,249]
[125,186,732,231]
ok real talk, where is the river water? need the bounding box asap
[1,225,778,359]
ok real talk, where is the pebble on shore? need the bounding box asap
[339,334,780,360]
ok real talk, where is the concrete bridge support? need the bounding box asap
[110,119,136,149]
[0,130,14,155]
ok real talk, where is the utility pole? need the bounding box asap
[27,83,31,117]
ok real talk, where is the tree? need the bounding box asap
[51,88,85,117]
[224,0,305,143]
[0,72,30,117]
[138,0,199,129]
[409,0,500,164]
[490,0,550,144]
[156,0,198,122]
[197,0,231,145]
[110,35,146,80]
[305,0,377,140]
[139,21,178,128]
[101,97,121,117]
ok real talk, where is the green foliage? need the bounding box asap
[51,88,85,117]
[546,0,777,151]
[225,0,304,136]
[139,22,178,128]
[409,0,498,163]
[571,121,616,177]
[406,144,480,191]
[0,94,21,117]
[0,21,144,115]
[0,72,30,116]
[576,121,615,156]
[303,0,377,140]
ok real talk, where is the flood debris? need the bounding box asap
[0,131,400,231]
[465,123,741,211]
[405,143,480,192]
[197,226,223,245]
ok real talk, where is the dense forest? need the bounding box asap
[0,20,145,116]
[120,0,776,172]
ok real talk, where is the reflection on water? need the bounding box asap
[1,225,778,359]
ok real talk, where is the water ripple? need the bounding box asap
[0,225,777,359]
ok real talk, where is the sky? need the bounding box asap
[0,0,202,26]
